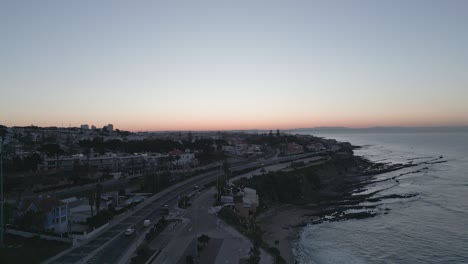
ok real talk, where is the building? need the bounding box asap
[91,125,96,130]
[66,196,113,223]
[306,143,326,152]
[286,142,304,155]
[38,152,163,174]
[222,144,262,156]
[23,198,69,233]
[104,124,113,132]
[234,187,259,219]
[173,152,198,167]
[80,124,89,130]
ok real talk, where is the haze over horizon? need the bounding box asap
[2,0,468,131]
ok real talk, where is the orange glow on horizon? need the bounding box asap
[3,111,468,132]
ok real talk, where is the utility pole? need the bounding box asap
[1,138,4,248]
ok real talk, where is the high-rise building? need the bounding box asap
[80,124,89,130]
[106,124,114,132]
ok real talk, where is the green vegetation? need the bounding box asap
[218,207,243,227]
[197,234,211,252]
[233,155,360,208]
[95,183,103,213]
[143,171,172,193]
[218,207,286,264]
[144,217,168,242]
[130,245,153,264]
[0,235,70,264]
[131,217,172,264]
[244,132,317,148]
[178,195,192,208]
[86,209,114,228]
[247,243,260,264]
[78,137,227,157]
[16,211,46,232]
[185,255,194,264]
[234,168,321,207]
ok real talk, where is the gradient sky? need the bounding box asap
[1,0,468,131]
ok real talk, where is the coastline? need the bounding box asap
[248,147,416,263]
[257,204,319,264]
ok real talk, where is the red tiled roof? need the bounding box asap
[28,198,64,213]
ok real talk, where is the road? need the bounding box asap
[151,187,273,264]
[48,151,325,264]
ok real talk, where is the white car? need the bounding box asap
[125,228,135,235]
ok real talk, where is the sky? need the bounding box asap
[1,0,468,131]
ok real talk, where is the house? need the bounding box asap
[173,152,198,167]
[67,196,113,223]
[23,198,69,233]
[306,143,326,152]
[220,196,234,205]
[234,188,259,219]
[286,142,304,155]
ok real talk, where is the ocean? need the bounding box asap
[292,129,468,264]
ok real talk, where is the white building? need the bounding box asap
[38,152,163,173]
[105,124,114,132]
[173,152,198,167]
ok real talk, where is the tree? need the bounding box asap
[0,125,7,141]
[197,234,211,253]
[39,143,64,170]
[198,234,210,244]
[71,159,82,183]
[88,192,95,217]
[187,131,193,142]
[247,243,261,264]
[19,211,46,232]
[95,184,103,214]
[185,255,194,264]
[215,160,229,197]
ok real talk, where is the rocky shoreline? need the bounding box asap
[250,147,421,264]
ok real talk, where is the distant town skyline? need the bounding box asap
[2,0,468,131]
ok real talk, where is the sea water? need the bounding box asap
[293,128,468,264]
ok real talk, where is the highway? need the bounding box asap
[48,151,323,264]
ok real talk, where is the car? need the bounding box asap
[162,204,169,208]
[143,220,151,227]
[125,228,135,235]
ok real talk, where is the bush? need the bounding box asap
[87,209,113,228]
[218,207,241,226]
[186,255,194,264]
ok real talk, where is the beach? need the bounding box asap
[257,204,319,264]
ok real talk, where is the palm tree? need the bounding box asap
[88,192,95,217]
[39,144,64,170]
[95,184,103,214]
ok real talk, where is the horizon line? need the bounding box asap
[3,124,468,133]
